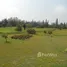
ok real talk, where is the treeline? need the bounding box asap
[0,17,67,29]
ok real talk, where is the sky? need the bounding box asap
[0,0,67,23]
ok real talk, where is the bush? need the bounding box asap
[48,31,52,35]
[27,29,36,34]
[15,25,22,31]
[11,34,32,40]
[2,34,8,42]
[2,34,8,38]
[44,30,47,34]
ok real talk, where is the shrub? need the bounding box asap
[44,30,47,34]
[2,34,8,42]
[27,29,36,34]
[11,34,32,40]
[15,25,22,31]
[48,31,52,35]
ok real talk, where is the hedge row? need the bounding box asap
[11,34,32,40]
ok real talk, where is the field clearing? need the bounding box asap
[0,27,67,67]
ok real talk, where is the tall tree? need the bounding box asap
[23,24,26,30]
[44,19,49,28]
[63,23,66,29]
[56,18,59,28]
[2,19,8,27]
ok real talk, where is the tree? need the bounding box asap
[44,19,49,28]
[51,23,56,28]
[40,20,45,28]
[63,23,66,29]
[23,24,26,30]
[15,24,22,31]
[59,23,64,30]
[56,18,59,28]
[26,24,32,28]
[8,17,20,27]
[2,19,8,27]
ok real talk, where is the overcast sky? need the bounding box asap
[0,0,67,23]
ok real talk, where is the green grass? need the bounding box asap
[0,27,16,33]
[0,27,67,67]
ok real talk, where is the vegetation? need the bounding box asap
[0,28,67,67]
[15,24,22,31]
[48,31,52,35]
[23,24,26,30]
[27,29,36,34]
[2,34,8,43]
[0,17,67,67]
[11,34,32,40]
[44,30,47,34]
[0,17,67,29]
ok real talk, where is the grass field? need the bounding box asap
[0,27,67,67]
